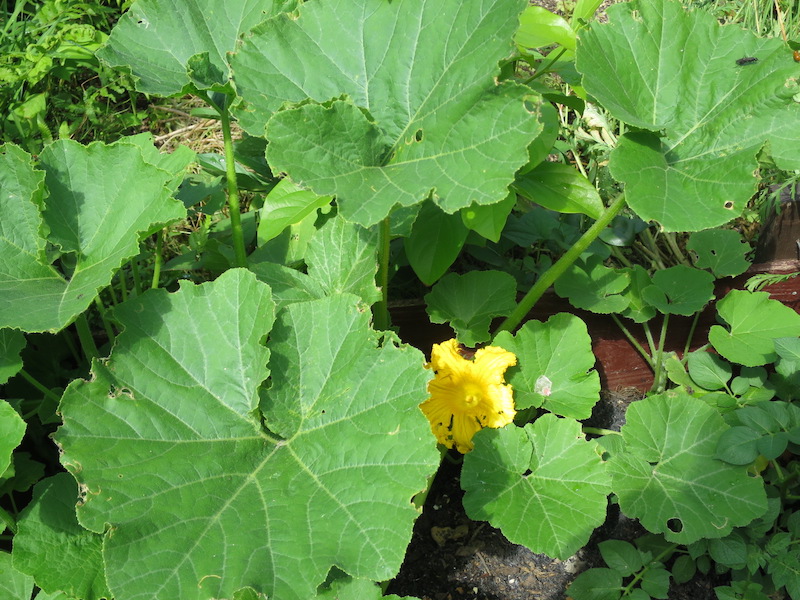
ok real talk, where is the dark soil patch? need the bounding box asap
[386,390,729,600]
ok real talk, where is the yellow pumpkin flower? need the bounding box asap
[420,339,517,453]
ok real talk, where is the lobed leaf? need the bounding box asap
[462,416,611,559]
[687,229,750,278]
[12,474,110,600]
[56,269,437,600]
[98,0,297,96]
[554,255,630,314]
[577,0,800,231]
[0,137,192,333]
[232,0,541,226]
[641,265,715,316]
[709,290,800,367]
[494,313,600,417]
[609,392,767,544]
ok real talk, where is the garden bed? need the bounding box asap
[387,256,799,600]
[386,415,730,600]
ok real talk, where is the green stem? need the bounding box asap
[374,217,391,331]
[523,47,567,84]
[682,311,702,359]
[106,280,120,306]
[622,544,680,596]
[60,327,82,365]
[642,322,657,356]
[118,265,128,302]
[650,313,669,394]
[151,230,163,290]
[219,100,247,268]
[494,193,627,336]
[74,313,99,362]
[642,228,667,270]
[610,245,633,268]
[94,297,116,347]
[18,369,62,404]
[610,314,655,370]
[2,0,28,36]
[664,232,690,266]
[131,256,143,297]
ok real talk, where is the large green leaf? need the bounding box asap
[709,290,800,367]
[554,255,630,314]
[686,229,750,278]
[577,0,800,231]
[609,392,767,544]
[56,269,437,600]
[231,0,541,226]
[494,313,600,417]
[0,138,191,333]
[98,0,297,96]
[462,416,611,559]
[12,474,110,600]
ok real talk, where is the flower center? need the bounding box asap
[461,383,482,407]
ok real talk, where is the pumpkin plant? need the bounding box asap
[1,0,799,599]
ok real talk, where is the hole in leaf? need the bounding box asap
[667,518,683,533]
[521,469,532,477]
[724,201,734,209]
[414,129,424,142]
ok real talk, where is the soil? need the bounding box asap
[385,390,730,600]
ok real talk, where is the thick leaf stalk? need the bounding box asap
[219,104,248,268]
[494,192,627,336]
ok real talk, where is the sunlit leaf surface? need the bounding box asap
[98,0,297,95]
[232,0,541,226]
[462,416,611,559]
[494,313,600,417]
[56,270,437,600]
[609,392,767,544]
[578,0,800,231]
